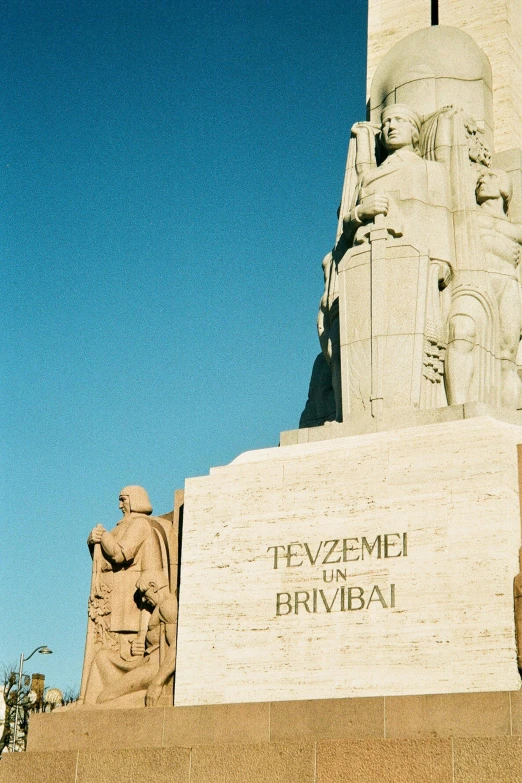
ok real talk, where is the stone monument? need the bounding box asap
[78,485,179,708]
[5,4,522,783]
[308,23,522,426]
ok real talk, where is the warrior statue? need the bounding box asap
[78,486,177,707]
[320,103,454,421]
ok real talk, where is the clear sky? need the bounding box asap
[1,0,367,692]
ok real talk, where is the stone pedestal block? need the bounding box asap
[174,417,522,706]
[3,692,522,783]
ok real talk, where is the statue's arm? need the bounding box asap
[342,194,389,240]
[144,625,177,707]
[430,258,453,290]
[112,517,150,563]
[341,204,364,242]
[98,529,125,563]
[89,517,148,564]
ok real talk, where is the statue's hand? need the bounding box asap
[131,639,146,657]
[88,524,106,545]
[357,193,389,222]
[145,683,163,707]
[437,261,453,290]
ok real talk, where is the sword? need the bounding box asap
[369,212,389,418]
[78,541,101,704]
[366,209,403,417]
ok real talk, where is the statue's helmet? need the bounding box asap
[119,485,153,515]
[381,103,422,134]
[381,103,422,151]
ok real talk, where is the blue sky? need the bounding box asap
[1,0,367,691]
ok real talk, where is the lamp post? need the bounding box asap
[11,645,52,751]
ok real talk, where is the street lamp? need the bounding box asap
[11,646,52,751]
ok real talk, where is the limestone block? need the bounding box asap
[22,691,522,763]
[0,751,78,783]
[175,417,522,706]
[512,690,522,734]
[384,692,512,738]
[162,702,270,746]
[439,0,522,153]
[316,738,453,783]
[76,747,190,783]
[269,697,384,741]
[366,0,431,97]
[189,741,315,783]
[452,737,522,783]
[27,705,165,751]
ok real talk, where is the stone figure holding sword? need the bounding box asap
[78,485,174,706]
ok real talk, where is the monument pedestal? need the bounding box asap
[4,415,521,782]
[175,416,522,705]
[2,691,522,783]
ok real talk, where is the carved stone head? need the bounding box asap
[381,104,422,153]
[475,168,512,214]
[136,570,169,607]
[119,485,153,515]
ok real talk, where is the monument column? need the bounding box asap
[366,0,431,96]
[367,0,522,152]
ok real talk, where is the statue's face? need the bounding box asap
[142,584,159,608]
[476,170,502,203]
[119,494,131,514]
[381,111,416,151]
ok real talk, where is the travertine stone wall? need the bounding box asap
[366,0,431,97]
[175,417,521,706]
[439,0,522,152]
[367,0,522,152]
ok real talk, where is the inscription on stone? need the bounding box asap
[175,419,522,706]
[268,532,407,615]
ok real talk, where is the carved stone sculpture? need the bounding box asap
[334,104,454,418]
[84,571,177,706]
[445,168,522,407]
[78,486,177,707]
[302,26,522,428]
[299,351,336,428]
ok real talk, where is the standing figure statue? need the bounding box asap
[445,168,522,408]
[342,104,453,290]
[329,104,454,419]
[79,486,175,706]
